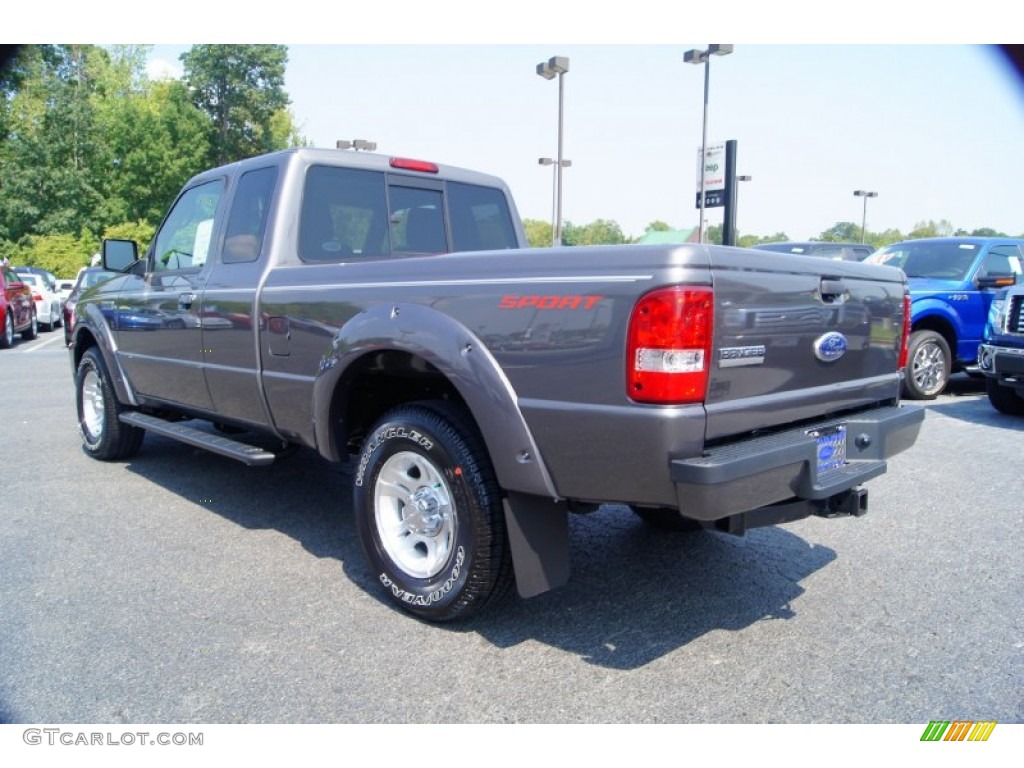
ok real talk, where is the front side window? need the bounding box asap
[152,179,225,271]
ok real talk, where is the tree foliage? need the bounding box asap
[0,43,306,275]
[180,44,290,166]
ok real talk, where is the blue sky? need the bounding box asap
[17,4,1024,241]
[143,43,1022,241]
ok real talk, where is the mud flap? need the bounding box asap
[502,492,570,598]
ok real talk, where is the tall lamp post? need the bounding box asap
[539,157,572,246]
[736,174,752,240]
[536,56,569,246]
[684,44,733,244]
[853,189,878,243]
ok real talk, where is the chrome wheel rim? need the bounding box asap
[912,341,946,395]
[81,368,105,441]
[374,450,456,579]
[3,315,12,346]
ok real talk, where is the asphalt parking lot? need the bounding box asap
[1,337,1021,724]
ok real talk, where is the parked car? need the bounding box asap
[1,265,38,348]
[752,241,875,261]
[15,270,62,331]
[56,278,76,308]
[866,237,1024,399]
[63,267,120,345]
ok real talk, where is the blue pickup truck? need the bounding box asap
[867,237,1024,399]
[978,283,1024,415]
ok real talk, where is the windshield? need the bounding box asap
[871,242,979,280]
[78,270,119,291]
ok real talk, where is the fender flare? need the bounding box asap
[313,302,558,500]
[72,304,139,408]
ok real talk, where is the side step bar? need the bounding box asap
[119,412,276,466]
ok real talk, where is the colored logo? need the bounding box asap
[920,721,997,742]
[813,332,848,362]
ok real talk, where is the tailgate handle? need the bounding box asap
[819,279,848,303]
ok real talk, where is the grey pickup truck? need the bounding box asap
[69,148,923,621]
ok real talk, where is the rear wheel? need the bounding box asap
[353,401,513,621]
[76,347,144,460]
[986,377,1024,416]
[21,309,37,341]
[903,330,951,400]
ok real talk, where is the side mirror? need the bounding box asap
[102,239,139,272]
[975,272,1017,290]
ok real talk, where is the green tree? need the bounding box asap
[522,218,553,248]
[644,220,671,233]
[907,219,954,239]
[0,45,109,241]
[18,230,98,277]
[818,222,860,242]
[562,219,627,246]
[181,44,290,165]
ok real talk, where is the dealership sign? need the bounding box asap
[695,142,726,208]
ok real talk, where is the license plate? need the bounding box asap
[807,424,847,473]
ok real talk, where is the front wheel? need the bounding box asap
[986,377,1024,416]
[353,402,513,622]
[903,330,951,400]
[1,311,13,348]
[76,347,145,460]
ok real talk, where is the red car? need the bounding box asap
[1,264,38,348]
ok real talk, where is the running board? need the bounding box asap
[119,412,276,466]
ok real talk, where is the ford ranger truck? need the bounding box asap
[69,148,924,621]
[867,237,1024,399]
[978,282,1024,415]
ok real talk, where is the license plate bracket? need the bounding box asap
[807,424,847,474]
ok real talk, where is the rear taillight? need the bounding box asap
[898,294,911,370]
[627,286,713,404]
[32,292,42,302]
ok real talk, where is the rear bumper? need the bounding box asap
[670,404,924,521]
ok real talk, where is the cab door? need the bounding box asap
[115,178,225,410]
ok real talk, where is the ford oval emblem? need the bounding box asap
[813,332,848,362]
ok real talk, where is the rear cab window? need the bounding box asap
[298,164,519,263]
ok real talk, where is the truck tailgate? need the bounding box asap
[706,248,908,442]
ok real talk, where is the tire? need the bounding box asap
[986,377,1024,416]
[1,311,13,349]
[903,330,951,400]
[353,401,513,622]
[631,506,704,532]
[21,309,37,341]
[75,347,145,460]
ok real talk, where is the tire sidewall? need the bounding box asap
[354,412,481,617]
[906,330,950,399]
[77,350,112,455]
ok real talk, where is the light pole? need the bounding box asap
[539,157,572,246]
[536,56,569,246]
[736,174,752,240]
[336,139,377,151]
[853,190,878,243]
[684,44,733,244]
